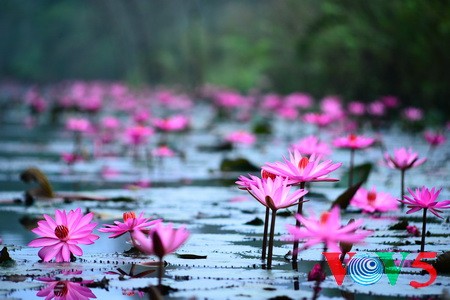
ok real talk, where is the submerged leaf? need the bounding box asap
[331,181,364,210]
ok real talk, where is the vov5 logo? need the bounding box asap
[324,251,437,288]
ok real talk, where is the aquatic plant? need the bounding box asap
[131,223,189,286]
[384,147,426,202]
[399,187,450,251]
[350,186,398,213]
[247,176,308,269]
[333,134,375,187]
[262,149,342,262]
[98,211,161,239]
[28,208,99,262]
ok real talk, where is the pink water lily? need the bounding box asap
[287,206,371,252]
[399,186,450,251]
[98,211,161,239]
[28,208,99,262]
[262,150,342,185]
[384,147,426,171]
[291,135,331,157]
[400,187,450,219]
[225,130,256,145]
[65,117,91,133]
[37,278,96,300]
[350,186,398,213]
[424,131,446,147]
[333,134,375,150]
[125,125,154,145]
[247,176,308,211]
[131,223,190,258]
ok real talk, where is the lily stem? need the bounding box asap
[400,169,405,209]
[292,182,306,267]
[158,257,163,287]
[420,208,427,252]
[262,207,270,261]
[312,246,327,300]
[349,149,355,188]
[267,209,277,269]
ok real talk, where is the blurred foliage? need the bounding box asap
[1,0,449,112]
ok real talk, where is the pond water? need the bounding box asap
[0,97,449,300]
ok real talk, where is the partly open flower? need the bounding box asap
[333,134,375,150]
[247,176,308,211]
[400,187,450,218]
[350,186,398,213]
[98,212,161,239]
[384,147,426,171]
[290,135,331,157]
[28,208,99,262]
[424,131,446,147]
[287,207,371,252]
[131,223,189,259]
[262,150,342,185]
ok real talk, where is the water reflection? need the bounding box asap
[37,277,96,300]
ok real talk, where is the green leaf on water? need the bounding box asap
[245,217,264,226]
[177,254,207,259]
[335,163,372,188]
[330,181,364,210]
[0,247,16,268]
[220,157,259,172]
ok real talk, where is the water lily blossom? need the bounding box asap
[384,147,426,171]
[262,150,342,185]
[350,186,398,213]
[334,134,375,187]
[131,223,189,285]
[333,134,375,150]
[399,187,450,251]
[248,176,308,211]
[424,131,446,148]
[28,208,99,262]
[384,147,426,201]
[247,176,308,269]
[287,207,371,252]
[291,135,331,157]
[98,211,161,239]
[37,278,96,300]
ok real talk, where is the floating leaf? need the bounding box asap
[245,217,264,226]
[330,181,364,210]
[433,251,450,274]
[176,254,207,259]
[388,219,409,230]
[20,167,55,198]
[220,157,259,172]
[335,163,372,188]
[198,142,233,152]
[252,121,272,135]
[277,210,292,217]
[0,247,16,267]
